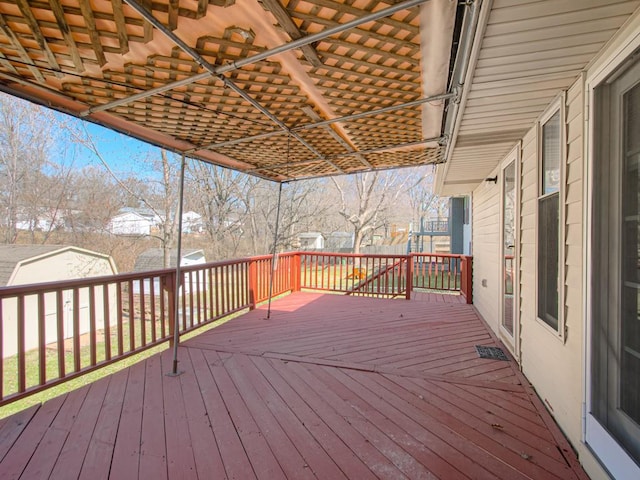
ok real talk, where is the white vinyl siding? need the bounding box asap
[519,78,585,454]
[519,127,538,336]
[472,179,501,333]
[564,80,585,334]
[440,0,640,197]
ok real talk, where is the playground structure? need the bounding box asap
[407,218,450,254]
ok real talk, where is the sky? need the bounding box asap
[53,109,166,178]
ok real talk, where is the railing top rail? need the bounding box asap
[410,252,466,259]
[298,251,456,259]
[0,251,302,297]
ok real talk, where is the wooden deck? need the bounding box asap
[0,292,589,479]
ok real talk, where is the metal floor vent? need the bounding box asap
[475,345,509,361]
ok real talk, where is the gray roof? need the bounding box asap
[133,248,203,272]
[0,245,69,286]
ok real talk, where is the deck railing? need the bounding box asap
[299,252,410,297]
[0,251,470,405]
[411,253,462,291]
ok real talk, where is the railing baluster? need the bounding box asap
[225,264,231,314]
[215,267,221,317]
[73,288,80,372]
[103,284,111,362]
[196,269,202,324]
[208,267,214,318]
[188,271,195,328]
[128,281,135,353]
[160,276,167,339]
[181,272,188,332]
[89,286,97,366]
[56,290,65,379]
[17,294,25,393]
[37,292,45,386]
[150,277,157,343]
[232,263,238,310]
[139,279,146,347]
[314,255,318,290]
[116,282,124,357]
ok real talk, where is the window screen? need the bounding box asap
[542,111,561,195]
[537,193,559,329]
[537,110,561,330]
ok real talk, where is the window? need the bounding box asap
[537,108,562,331]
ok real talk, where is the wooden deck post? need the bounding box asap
[291,254,301,292]
[461,255,473,304]
[405,255,412,300]
[248,259,257,310]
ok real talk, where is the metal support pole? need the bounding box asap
[266,182,284,320]
[169,154,187,376]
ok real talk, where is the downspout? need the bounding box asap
[442,0,483,162]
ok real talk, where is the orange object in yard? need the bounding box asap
[347,267,366,279]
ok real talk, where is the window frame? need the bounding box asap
[536,95,566,341]
[584,12,640,478]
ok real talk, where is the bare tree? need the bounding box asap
[331,171,411,253]
[74,127,181,267]
[65,166,127,235]
[151,150,181,268]
[187,162,247,259]
[407,166,449,227]
[0,94,67,243]
[249,179,331,254]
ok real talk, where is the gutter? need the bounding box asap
[436,0,488,195]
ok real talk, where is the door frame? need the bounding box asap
[499,143,521,359]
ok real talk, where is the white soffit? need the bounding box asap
[439,0,640,196]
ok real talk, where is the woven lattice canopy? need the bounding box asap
[0,0,461,181]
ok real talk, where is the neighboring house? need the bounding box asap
[434,3,640,479]
[0,245,118,358]
[133,248,207,294]
[181,211,204,234]
[298,232,325,250]
[108,211,153,236]
[109,209,204,235]
[15,209,66,232]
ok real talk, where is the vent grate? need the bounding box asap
[475,345,509,361]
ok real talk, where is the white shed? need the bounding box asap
[0,245,118,358]
[298,232,325,250]
[133,248,207,295]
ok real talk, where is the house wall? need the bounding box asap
[471,176,501,334]
[109,213,151,236]
[471,76,612,479]
[518,78,588,461]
